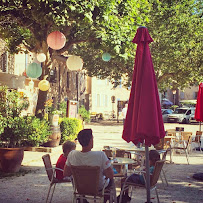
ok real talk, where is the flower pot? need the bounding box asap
[0,148,24,173]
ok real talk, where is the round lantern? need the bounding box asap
[47,31,66,50]
[102,52,111,62]
[66,55,83,71]
[38,80,50,91]
[37,53,46,62]
[26,62,42,78]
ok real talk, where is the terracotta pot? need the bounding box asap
[0,148,24,173]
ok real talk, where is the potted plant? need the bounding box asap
[0,86,29,173]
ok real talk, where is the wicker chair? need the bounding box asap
[71,165,117,203]
[42,154,72,203]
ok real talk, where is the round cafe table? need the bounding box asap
[111,157,136,177]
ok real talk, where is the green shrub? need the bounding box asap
[79,105,90,123]
[22,116,51,147]
[58,101,67,118]
[0,86,29,147]
[60,118,83,144]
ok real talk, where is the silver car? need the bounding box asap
[162,109,173,122]
[189,111,198,124]
[167,107,195,124]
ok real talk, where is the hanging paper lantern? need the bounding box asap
[66,55,83,71]
[38,80,50,91]
[26,62,42,78]
[47,31,66,50]
[37,53,46,62]
[102,52,111,62]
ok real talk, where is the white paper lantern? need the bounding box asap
[66,55,83,71]
[37,53,46,62]
[38,80,50,91]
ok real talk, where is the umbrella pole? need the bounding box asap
[200,121,201,131]
[145,145,151,203]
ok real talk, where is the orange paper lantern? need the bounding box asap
[47,31,66,50]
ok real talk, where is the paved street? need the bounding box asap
[0,121,202,203]
[85,121,202,151]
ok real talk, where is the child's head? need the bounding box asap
[149,150,160,166]
[62,141,76,157]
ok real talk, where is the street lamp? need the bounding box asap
[172,89,176,105]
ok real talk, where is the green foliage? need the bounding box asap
[0,86,50,147]
[170,105,179,111]
[146,0,203,91]
[21,116,51,147]
[79,105,90,123]
[0,0,149,81]
[0,86,29,147]
[60,117,83,144]
[58,101,67,118]
[0,1,202,91]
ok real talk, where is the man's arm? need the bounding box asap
[63,164,72,177]
[103,166,114,179]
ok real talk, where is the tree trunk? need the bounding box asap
[35,90,48,118]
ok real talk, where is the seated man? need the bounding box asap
[64,128,114,193]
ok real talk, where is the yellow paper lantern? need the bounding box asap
[37,53,46,62]
[38,80,50,91]
[66,55,83,71]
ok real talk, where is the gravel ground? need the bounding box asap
[0,122,203,203]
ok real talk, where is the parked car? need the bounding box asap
[161,109,173,122]
[189,111,198,124]
[167,107,195,124]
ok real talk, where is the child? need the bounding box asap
[118,150,160,202]
[56,141,76,180]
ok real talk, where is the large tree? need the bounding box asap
[0,0,150,115]
[63,0,203,90]
[0,0,202,107]
[147,0,203,91]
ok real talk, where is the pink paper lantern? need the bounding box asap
[47,31,66,50]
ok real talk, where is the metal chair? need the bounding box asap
[160,150,169,187]
[42,154,72,203]
[192,131,202,152]
[71,165,117,203]
[119,160,165,203]
[172,134,192,164]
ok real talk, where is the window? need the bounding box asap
[97,94,100,107]
[105,95,108,107]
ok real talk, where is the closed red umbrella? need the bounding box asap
[195,82,203,130]
[122,26,165,202]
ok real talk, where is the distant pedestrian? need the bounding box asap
[122,103,128,124]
